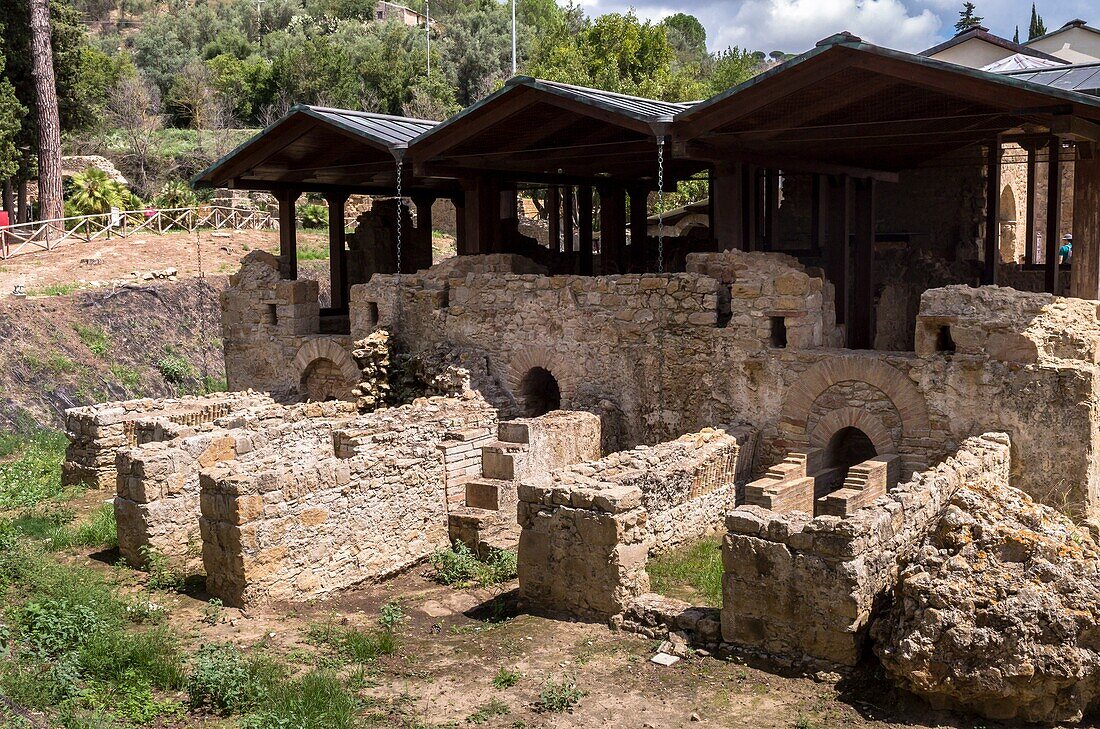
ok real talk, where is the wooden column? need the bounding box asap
[825,175,850,326]
[764,169,780,250]
[453,195,467,255]
[410,194,435,273]
[499,184,518,252]
[1071,143,1100,300]
[810,174,824,255]
[982,141,1001,285]
[275,189,300,280]
[599,185,626,273]
[1024,143,1038,264]
[464,177,498,254]
[850,178,875,349]
[547,185,561,253]
[324,191,349,309]
[562,186,575,271]
[712,162,744,250]
[742,165,758,251]
[578,185,594,275]
[628,186,648,271]
[1045,137,1062,294]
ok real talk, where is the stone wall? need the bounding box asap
[199,394,496,605]
[721,432,1010,667]
[517,427,753,619]
[113,401,357,568]
[63,391,273,488]
[221,250,359,401]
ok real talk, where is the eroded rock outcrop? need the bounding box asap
[873,481,1100,724]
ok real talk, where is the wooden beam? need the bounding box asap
[628,185,648,271]
[410,194,436,273]
[453,194,468,255]
[578,185,594,275]
[599,185,626,273]
[672,140,900,182]
[1045,137,1062,294]
[275,189,301,280]
[850,178,875,349]
[824,175,850,326]
[810,174,824,255]
[411,85,534,161]
[742,164,758,252]
[547,185,561,253]
[1025,143,1037,264]
[1050,115,1100,143]
[324,191,350,309]
[983,142,1001,285]
[1070,143,1100,299]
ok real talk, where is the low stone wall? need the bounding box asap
[63,391,273,488]
[721,432,1010,667]
[114,401,357,568]
[517,427,753,619]
[199,395,496,605]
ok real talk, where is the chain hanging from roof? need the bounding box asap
[656,136,666,274]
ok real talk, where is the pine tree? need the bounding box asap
[29,0,62,225]
[1013,25,1020,44]
[954,2,983,34]
[1028,3,1047,40]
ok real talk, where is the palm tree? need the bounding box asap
[67,168,128,215]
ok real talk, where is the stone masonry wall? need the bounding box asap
[199,394,496,605]
[114,400,357,569]
[63,391,274,488]
[517,428,752,620]
[721,432,1010,667]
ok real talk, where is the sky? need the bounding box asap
[566,0,1096,54]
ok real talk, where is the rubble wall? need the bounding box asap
[63,391,273,488]
[517,428,752,620]
[199,395,496,605]
[721,432,1010,667]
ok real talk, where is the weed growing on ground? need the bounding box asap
[492,667,520,689]
[646,535,724,606]
[157,354,196,385]
[466,698,510,724]
[201,597,224,625]
[305,620,396,663]
[73,324,110,357]
[109,363,142,391]
[532,677,583,713]
[0,429,70,509]
[429,541,518,587]
[297,242,330,260]
[27,282,79,296]
[379,599,404,630]
[187,642,285,715]
[137,545,184,591]
[241,669,359,729]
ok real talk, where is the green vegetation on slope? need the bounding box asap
[646,535,724,606]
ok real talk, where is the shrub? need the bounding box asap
[157,355,195,385]
[297,203,328,229]
[66,168,133,216]
[187,643,284,715]
[492,667,520,689]
[532,677,583,713]
[152,180,198,209]
[429,541,518,587]
[16,597,109,657]
[138,545,184,591]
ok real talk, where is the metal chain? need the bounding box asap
[395,157,403,277]
[656,136,666,274]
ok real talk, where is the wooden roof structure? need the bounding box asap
[408,76,704,186]
[673,34,1100,178]
[193,105,457,194]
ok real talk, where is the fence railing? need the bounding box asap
[0,205,281,260]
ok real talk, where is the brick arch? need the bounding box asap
[506,346,576,408]
[292,338,360,383]
[809,407,896,455]
[781,357,930,440]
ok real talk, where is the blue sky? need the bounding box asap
[567,0,1096,54]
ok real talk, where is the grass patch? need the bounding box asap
[5,502,116,551]
[297,242,330,260]
[109,363,142,391]
[0,429,70,509]
[646,535,724,606]
[241,669,359,729]
[188,642,286,715]
[73,324,110,357]
[428,541,517,588]
[27,282,79,297]
[532,677,583,713]
[466,698,510,724]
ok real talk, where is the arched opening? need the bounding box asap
[825,426,877,476]
[300,358,354,402]
[999,183,1019,262]
[520,367,561,417]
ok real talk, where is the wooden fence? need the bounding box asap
[0,205,281,260]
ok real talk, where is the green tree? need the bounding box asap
[65,167,130,214]
[1028,3,1046,40]
[0,23,26,185]
[1013,25,1020,43]
[709,46,759,95]
[661,13,707,60]
[954,2,983,34]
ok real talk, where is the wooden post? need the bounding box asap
[411,193,435,273]
[1024,143,1037,264]
[712,162,744,250]
[983,141,1001,286]
[464,177,498,254]
[764,169,780,251]
[1045,137,1062,294]
[850,178,875,349]
[1070,143,1100,300]
[628,186,648,271]
[547,185,561,254]
[499,184,518,253]
[825,175,850,326]
[742,165,758,251]
[562,186,575,271]
[810,174,824,255]
[578,185,594,275]
[599,185,626,273]
[275,189,300,280]
[324,191,350,309]
[453,194,467,255]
